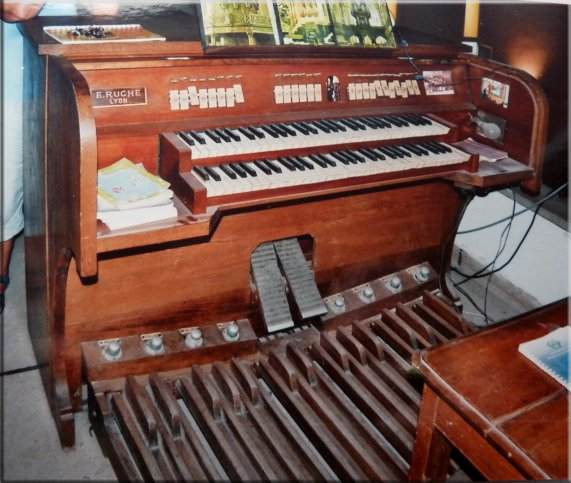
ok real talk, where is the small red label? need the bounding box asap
[92,87,147,108]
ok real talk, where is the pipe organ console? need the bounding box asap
[20,9,547,481]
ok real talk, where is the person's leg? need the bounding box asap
[1,237,14,290]
[2,24,25,313]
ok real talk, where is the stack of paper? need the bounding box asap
[519,326,570,391]
[97,158,177,231]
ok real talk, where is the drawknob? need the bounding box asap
[334,296,346,308]
[185,328,204,348]
[223,323,240,342]
[389,277,402,290]
[103,341,122,360]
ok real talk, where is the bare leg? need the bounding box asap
[1,238,15,291]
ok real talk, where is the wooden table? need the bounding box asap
[409,299,569,481]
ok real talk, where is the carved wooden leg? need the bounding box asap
[409,386,452,481]
[51,249,75,447]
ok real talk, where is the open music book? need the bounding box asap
[519,326,570,391]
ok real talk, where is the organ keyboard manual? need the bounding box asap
[19,1,548,480]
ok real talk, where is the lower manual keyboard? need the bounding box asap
[190,141,471,199]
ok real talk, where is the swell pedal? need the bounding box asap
[251,243,294,333]
[274,238,327,320]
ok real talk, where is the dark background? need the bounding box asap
[396,2,568,193]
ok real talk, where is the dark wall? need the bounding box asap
[395,2,466,44]
[479,4,568,189]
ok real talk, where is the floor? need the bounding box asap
[0,233,543,481]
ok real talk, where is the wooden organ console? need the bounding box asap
[20,9,548,481]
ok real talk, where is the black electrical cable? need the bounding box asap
[452,281,493,322]
[438,191,475,295]
[451,188,549,281]
[395,29,510,89]
[458,183,568,235]
[0,362,47,377]
[482,190,517,323]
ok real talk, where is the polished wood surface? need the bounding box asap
[409,299,569,481]
[88,291,469,481]
[20,13,548,450]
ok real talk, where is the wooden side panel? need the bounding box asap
[464,55,549,193]
[48,58,98,278]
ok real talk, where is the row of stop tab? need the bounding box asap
[348,78,422,101]
[169,84,246,111]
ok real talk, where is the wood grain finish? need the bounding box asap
[410,299,569,481]
[20,19,548,449]
[88,291,470,481]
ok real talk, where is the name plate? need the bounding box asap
[92,87,147,108]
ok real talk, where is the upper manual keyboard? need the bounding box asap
[177,114,450,161]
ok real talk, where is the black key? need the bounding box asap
[305,155,326,168]
[204,166,221,181]
[310,120,331,133]
[384,116,405,128]
[299,121,319,135]
[400,114,421,126]
[392,115,410,127]
[224,128,241,142]
[279,124,297,136]
[433,141,452,153]
[290,122,310,135]
[320,119,340,132]
[359,148,378,161]
[249,126,266,139]
[294,156,314,170]
[179,132,195,146]
[220,164,237,180]
[230,163,248,178]
[417,115,433,125]
[327,119,347,131]
[383,145,405,158]
[277,157,296,171]
[254,160,273,175]
[378,146,397,159]
[359,117,379,129]
[391,145,412,158]
[261,125,280,138]
[238,127,256,140]
[362,117,383,129]
[214,128,232,143]
[317,153,336,167]
[343,150,366,163]
[239,162,258,177]
[373,116,392,129]
[271,124,290,137]
[193,166,209,181]
[265,159,282,174]
[401,144,423,156]
[189,131,206,145]
[370,148,386,161]
[350,119,368,130]
[417,143,439,155]
[204,130,221,143]
[329,152,351,165]
[337,119,357,131]
[287,157,306,171]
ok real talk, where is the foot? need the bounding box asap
[0,275,9,314]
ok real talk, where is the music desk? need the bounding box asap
[409,299,569,481]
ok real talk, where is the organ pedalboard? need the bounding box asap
[21,10,548,481]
